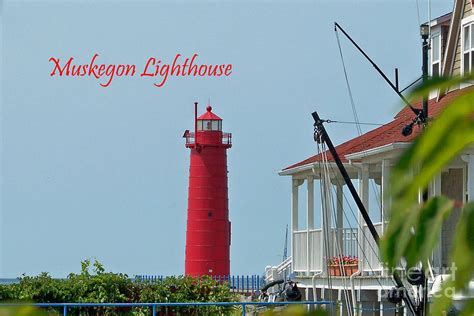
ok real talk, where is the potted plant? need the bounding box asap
[327,256,358,276]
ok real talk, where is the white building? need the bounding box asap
[266,1,474,314]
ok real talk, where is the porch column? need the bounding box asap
[381,159,391,233]
[358,164,369,272]
[336,183,344,254]
[307,176,315,230]
[291,178,303,272]
[306,176,314,275]
[292,179,300,232]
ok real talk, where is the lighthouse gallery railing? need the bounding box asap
[184,132,232,146]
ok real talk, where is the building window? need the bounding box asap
[431,33,441,77]
[462,24,474,75]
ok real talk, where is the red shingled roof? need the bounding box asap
[283,87,470,171]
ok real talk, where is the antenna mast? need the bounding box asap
[334,22,423,118]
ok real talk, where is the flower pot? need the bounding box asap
[328,264,358,276]
[328,265,342,276]
[343,264,358,276]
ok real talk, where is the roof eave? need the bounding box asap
[278,160,353,176]
[428,11,452,27]
[344,142,411,161]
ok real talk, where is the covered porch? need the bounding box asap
[282,156,391,278]
[278,143,474,280]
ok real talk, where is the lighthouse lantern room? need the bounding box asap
[183,103,232,277]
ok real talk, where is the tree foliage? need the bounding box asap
[0,259,238,315]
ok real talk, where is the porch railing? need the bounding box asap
[264,256,292,282]
[361,222,385,272]
[293,226,384,274]
[293,229,324,272]
[331,228,358,257]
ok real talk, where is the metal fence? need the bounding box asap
[0,301,333,316]
[134,275,265,295]
[0,275,266,296]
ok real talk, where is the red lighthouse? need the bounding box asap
[183,102,232,277]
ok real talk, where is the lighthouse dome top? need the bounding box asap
[197,106,222,121]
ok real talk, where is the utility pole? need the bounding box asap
[420,23,431,316]
[421,24,430,124]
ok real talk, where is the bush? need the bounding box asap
[0,259,238,315]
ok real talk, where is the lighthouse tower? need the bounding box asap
[183,103,232,277]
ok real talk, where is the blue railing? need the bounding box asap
[0,301,333,316]
[134,275,265,295]
[0,275,266,295]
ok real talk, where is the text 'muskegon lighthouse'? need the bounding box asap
[183,103,232,276]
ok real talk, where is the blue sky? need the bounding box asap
[1,0,452,277]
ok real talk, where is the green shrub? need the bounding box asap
[0,259,238,315]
